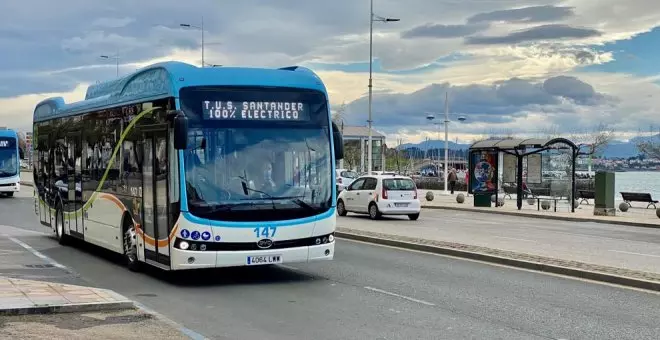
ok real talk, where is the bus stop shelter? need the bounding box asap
[468,138,580,212]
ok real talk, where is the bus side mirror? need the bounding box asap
[332,122,344,160]
[171,111,188,150]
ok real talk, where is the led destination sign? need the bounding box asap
[202,101,310,121]
[0,138,14,148]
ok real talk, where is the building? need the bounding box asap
[338,125,386,172]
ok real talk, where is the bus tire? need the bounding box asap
[123,216,141,272]
[55,206,69,245]
[6,192,13,197]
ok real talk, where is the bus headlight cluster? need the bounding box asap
[315,233,335,245]
[175,238,211,251]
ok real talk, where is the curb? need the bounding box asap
[336,231,660,292]
[0,300,135,316]
[20,181,33,187]
[422,205,660,229]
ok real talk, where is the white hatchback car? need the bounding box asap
[336,174,421,220]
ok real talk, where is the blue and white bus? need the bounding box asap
[32,61,344,271]
[0,128,21,197]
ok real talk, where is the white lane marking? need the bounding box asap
[364,286,436,306]
[7,236,68,269]
[494,236,537,243]
[608,250,660,258]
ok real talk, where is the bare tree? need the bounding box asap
[342,141,360,170]
[331,102,347,125]
[569,123,615,156]
[636,126,660,159]
[538,125,561,138]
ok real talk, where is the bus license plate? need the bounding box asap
[247,255,282,266]
[395,203,408,207]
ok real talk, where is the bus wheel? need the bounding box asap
[55,207,69,245]
[123,221,141,272]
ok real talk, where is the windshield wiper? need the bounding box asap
[247,195,317,212]
[195,202,259,214]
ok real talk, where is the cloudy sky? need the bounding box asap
[2,0,660,144]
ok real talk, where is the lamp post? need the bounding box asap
[99,54,119,77]
[368,0,399,174]
[180,16,204,67]
[427,92,467,194]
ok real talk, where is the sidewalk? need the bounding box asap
[420,189,660,228]
[1,308,192,340]
[0,228,197,339]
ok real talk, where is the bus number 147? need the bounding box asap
[254,226,277,238]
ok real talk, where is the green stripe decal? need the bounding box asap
[39,106,162,219]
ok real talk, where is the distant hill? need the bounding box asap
[398,140,469,151]
[398,134,660,159]
[599,134,658,158]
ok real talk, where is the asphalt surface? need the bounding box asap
[337,207,660,274]
[2,188,660,340]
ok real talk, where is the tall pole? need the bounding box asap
[444,91,449,193]
[100,55,120,78]
[201,16,205,67]
[367,0,374,175]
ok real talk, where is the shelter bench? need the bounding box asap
[502,183,535,199]
[620,192,658,209]
[577,190,595,205]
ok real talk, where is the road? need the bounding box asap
[337,207,660,274]
[2,188,660,340]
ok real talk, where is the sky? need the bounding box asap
[1,0,660,145]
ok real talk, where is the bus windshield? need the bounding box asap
[179,86,333,222]
[0,137,18,177]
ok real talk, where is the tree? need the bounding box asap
[17,133,26,159]
[342,141,360,170]
[331,102,347,126]
[636,126,660,159]
[569,123,615,156]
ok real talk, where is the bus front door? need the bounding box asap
[141,129,171,268]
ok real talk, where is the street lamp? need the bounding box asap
[368,0,399,174]
[427,92,468,194]
[180,17,204,67]
[100,54,120,77]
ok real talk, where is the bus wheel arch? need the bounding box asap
[122,213,141,271]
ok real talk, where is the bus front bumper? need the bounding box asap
[0,182,20,193]
[169,242,335,270]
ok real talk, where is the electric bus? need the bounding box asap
[32,61,344,271]
[0,128,20,197]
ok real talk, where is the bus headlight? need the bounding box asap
[179,241,189,250]
[328,234,334,243]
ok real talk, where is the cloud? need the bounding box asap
[541,75,605,105]
[467,5,575,24]
[91,17,135,28]
[401,23,487,39]
[466,24,603,45]
[341,75,611,132]
[2,0,660,145]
